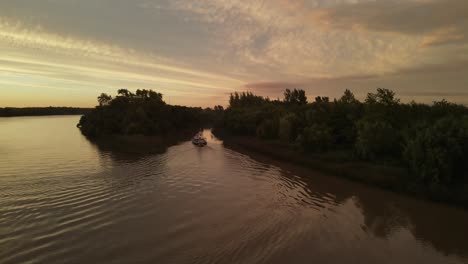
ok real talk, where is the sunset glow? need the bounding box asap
[1,0,468,107]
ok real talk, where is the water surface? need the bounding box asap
[1,116,467,264]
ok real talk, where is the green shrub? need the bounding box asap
[299,124,333,152]
[404,116,468,186]
[256,119,278,139]
[355,119,401,160]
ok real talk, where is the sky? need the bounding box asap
[0,0,467,107]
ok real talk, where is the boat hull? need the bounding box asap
[192,139,207,147]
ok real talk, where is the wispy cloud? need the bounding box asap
[170,0,428,78]
[309,0,468,46]
[0,15,245,106]
[0,0,468,106]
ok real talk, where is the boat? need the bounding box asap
[192,132,207,147]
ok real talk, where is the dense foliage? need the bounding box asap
[0,107,91,117]
[218,88,468,189]
[78,88,468,195]
[78,89,222,137]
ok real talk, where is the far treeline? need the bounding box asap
[0,107,91,117]
[79,88,468,205]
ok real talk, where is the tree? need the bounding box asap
[256,119,278,139]
[78,89,201,138]
[363,88,402,127]
[298,124,333,152]
[339,89,359,104]
[315,96,329,103]
[330,90,363,144]
[355,119,401,160]
[404,116,468,186]
[136,89,149,98]
[97,93,112,106]
[229,91,268,108]
[279,114,297,142]
[365,88,400,106]
[214,105,224,112]
[117,89,132,97]
[148,90,163,102]
[284,89,307,105]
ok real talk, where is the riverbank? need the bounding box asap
[215,130,468,208]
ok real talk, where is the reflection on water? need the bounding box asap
[0,116,467,264]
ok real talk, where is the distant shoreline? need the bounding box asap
[0,107,92,117]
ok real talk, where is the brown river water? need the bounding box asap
[1,116,468,264]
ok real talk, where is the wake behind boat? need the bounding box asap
[192,132,207,147]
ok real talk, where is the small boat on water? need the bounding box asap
[192,132,207,147]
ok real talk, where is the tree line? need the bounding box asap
[78,87,468,197]
[78,89,223,137]
[0,107,91,117]
[218,88,468,192]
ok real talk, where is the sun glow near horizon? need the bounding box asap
[1,0,468,107]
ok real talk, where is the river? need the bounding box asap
[1,116,467,264]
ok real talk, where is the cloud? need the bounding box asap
[310,0,468,46]
[171,0,426,79]
[245,81,301,91]
[1,0,468,106]
[0,15,246,107]
[0,17,242,84]
[419,27,468,47]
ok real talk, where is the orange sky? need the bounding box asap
[1,0,468,107]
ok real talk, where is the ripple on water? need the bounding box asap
[1,118,468,264]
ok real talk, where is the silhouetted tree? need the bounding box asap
[284,89,308,105]
[339,89,358,104]
[117,89,132,97]
[78,89,202,137]
[366,88,400,106]
[315,96,329,103]
[97,93,112,106]
[219,87,468,193]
